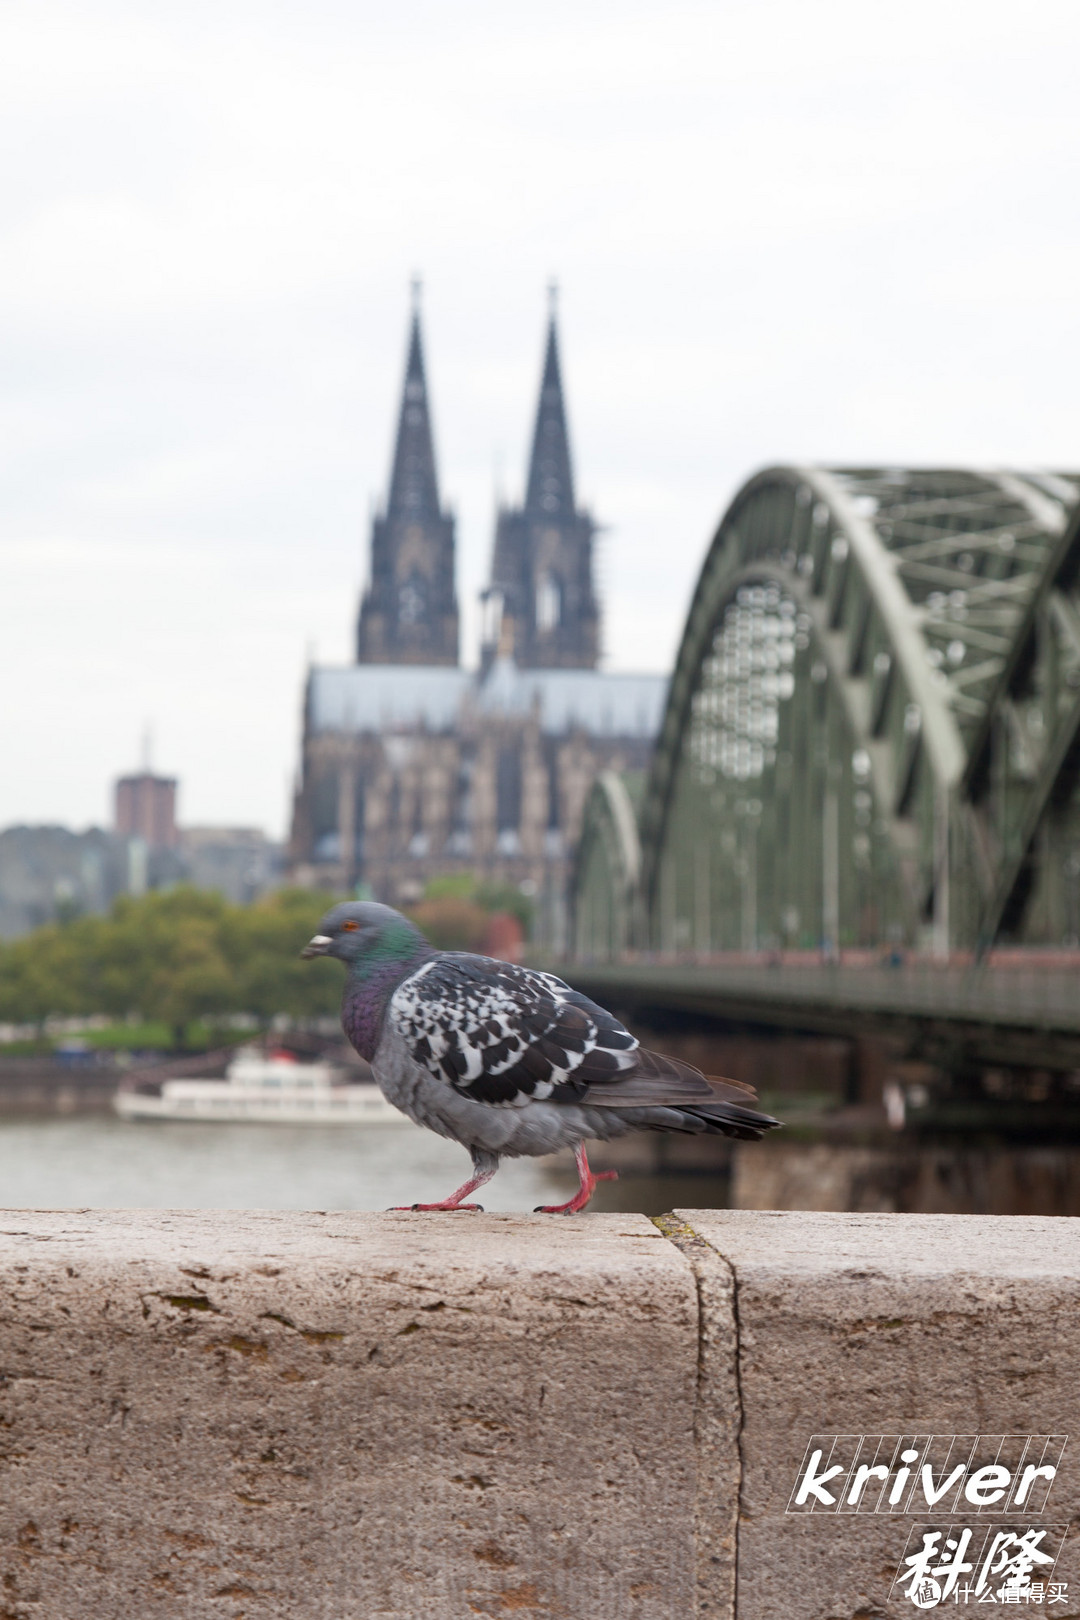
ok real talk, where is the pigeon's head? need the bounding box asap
[300,901,429,972]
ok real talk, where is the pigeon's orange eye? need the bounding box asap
[341,920,360,932]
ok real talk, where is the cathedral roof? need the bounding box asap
[476,658,667,737]
[307,660,667,739]
[308,665,472,733]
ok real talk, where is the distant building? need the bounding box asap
[0,818,282,938]
[179,828,282,907]
[0,773,283,939]
[288,294,667,938]
[0,826,131,940]
[114,772,178,850]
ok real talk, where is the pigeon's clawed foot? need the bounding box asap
[535,1145,617,1214]
[393,1198,482,1211]
[390,1157,496,1213]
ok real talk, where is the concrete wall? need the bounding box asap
[0,1210,1075,1619]
[673,1211,1080,1620]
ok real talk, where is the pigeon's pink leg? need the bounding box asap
[534,1144,617,1215]
[392,1162,497,1213]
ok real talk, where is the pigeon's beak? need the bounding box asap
[300,934,333,959]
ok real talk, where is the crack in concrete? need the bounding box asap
[653,1214,742,1620]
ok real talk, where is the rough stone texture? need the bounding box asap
[0,1211,699,1620]
[677,1210,1080,1620]
[5,1207,1076,1620]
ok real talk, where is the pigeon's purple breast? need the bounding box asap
[341,961,420,1062]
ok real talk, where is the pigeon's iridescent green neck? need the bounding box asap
[351,917,430,983]
[341,924,432,1062]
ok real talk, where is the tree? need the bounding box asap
[222,889,341,1028]
[409,873,535,948]
[0,885,353,1047]
[97,889,235,1047]
[0,919,96,1032]
[406,896,491,952]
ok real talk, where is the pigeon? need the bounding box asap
[301,900,780,1213]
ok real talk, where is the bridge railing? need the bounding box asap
[563,955,1080,1033]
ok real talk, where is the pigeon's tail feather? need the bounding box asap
[704,1072,760,1100]
[597,1101,780,1142]
[668,1099,780,1141]
[579,1046,780,1140]
[580,1047,763,1108]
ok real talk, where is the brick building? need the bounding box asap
[113,772,178,850]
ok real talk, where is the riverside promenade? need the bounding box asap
[0,1209,1075,1618]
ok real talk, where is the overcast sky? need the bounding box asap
[3,0,1079,837]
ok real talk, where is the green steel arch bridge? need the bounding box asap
[568,466,1080,1110]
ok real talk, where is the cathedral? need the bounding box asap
[287,294,666,940]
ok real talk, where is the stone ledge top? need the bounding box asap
[676,1208,1080,1278]
[0,1207,675,1282]
[0,1207,1076,1284]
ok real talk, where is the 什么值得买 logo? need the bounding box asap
[893,1523,1070,1608]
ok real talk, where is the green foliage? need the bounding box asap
[0,879,538,1045]
[84,1022,215,1052]
[407,896,491,952]
[415,873,535,939]
[221,889,342,1027]
[473,880,534,936]
[0,887,341,1048]
[422,873,477,903]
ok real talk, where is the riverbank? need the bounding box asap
[0,1054,121,1113]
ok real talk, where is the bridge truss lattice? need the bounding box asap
[573,466,1080,958]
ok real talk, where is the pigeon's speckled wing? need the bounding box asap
[388,954,639,1106]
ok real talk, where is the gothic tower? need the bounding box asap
[357,293,459,666]
[481,295,599,671]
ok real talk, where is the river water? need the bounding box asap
[0,1114,730,1216]
[4,1116,1075,1216]
[0,1116,578,1212]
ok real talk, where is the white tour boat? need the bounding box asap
[114,1046,403,1125]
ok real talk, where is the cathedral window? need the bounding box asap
[399,575,426,624]
[407,790,427,859]
[446,756,474,856]
[536,573,561,632]
[387,777,402,853]
[496,745,523,849]
[482,589,503,647]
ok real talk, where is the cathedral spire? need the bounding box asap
[481,290,599,672]
[523,292,576,521]
[356,290,459,666]
[385,288,442,523]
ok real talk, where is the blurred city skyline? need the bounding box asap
[3,0,1079,836]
